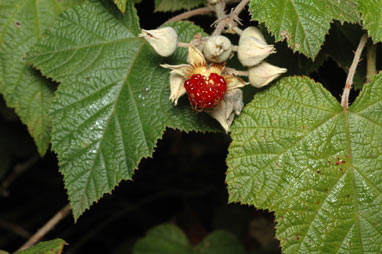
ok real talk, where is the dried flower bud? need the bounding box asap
[210,89,243,132]
[248,62,287,88]
[139,27,178,57]
[239,26,267,45]
[203,35,232,63]
[238,37,276,67]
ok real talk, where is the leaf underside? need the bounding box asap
[28,0,219,219]
[0,0,84,155]
[226,75,382,253]
[249,0,360,59]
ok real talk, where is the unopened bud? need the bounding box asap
[248,62,287,88]
[139,27,178,57]
[203,36,232,63]
[239,26,267,45]
[238,37,275,67]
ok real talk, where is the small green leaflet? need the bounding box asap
[0,0,84,155]
[113,0,128,13]
[28,0,219,219]
[226,75,382,253]
[155,0,206,12]
[133,224,246,254]
[249,0,360,59]
[14,239,66,254]
[357,0,382,43]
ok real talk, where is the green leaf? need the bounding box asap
[195,230,246,254]
[226,75,382,253]
[113,0,127,13]
[133,224,192,254]
[249,0,360,59]
[0,0,84,155]
[28,0,219,219]
[14,239,66,254]
[155,0,205,12]
[357,0,382,43]
[133,224,245,254]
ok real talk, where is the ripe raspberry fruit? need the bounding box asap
[184,73,227,110]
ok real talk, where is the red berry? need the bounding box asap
[184,73,227,110]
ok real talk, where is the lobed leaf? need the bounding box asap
[226,75,382,253]
[357,0,382,43]
[249,0,360,59]
[14,239,66,254]
[28,0,219,219]
[0,0,84,155]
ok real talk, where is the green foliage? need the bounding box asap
[133,224,246,254]
[14,239,66,254]
[113,0,128,13]
[226,75,382,253]
[357,0,382,43]
[0,0,84,156]
[249,0,359,59]
[155,0,206,12]
[28,0,219,219]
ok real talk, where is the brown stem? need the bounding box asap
[0,155,39,197]
[162,7,212,25]
[0,219,30,239]
[212,0,249,36]
[366,41,377,83]
[341,33,368,110]
[17,204,71,251]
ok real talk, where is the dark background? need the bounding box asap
[1,0,378,253]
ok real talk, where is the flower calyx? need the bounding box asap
[139,27,178,57]
[248,62,287,88]
[203,35,233,63]
[161,46,246,132]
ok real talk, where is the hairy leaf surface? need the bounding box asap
[226,75,382,253]
[0,0,84,155]
[357,0,382,43]
[28,0,218,219]
[249,0,359,59]
[15,239,66,254]
[155,0,205,12]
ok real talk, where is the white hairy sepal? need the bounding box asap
[203,35,232,63]
[239,26,267,45]
[238,37,276,67]
[210,89,244,132]
[139,27,178,57]
[248,62,287,88]
[161,64,191,105]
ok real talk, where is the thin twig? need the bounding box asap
[0,155,39,197]
[0,219,30,239]
[341,33,368,110]
[212,0,249,36]
[17,204,71,251]
[162,7,212,25]
[366,41,377,83]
